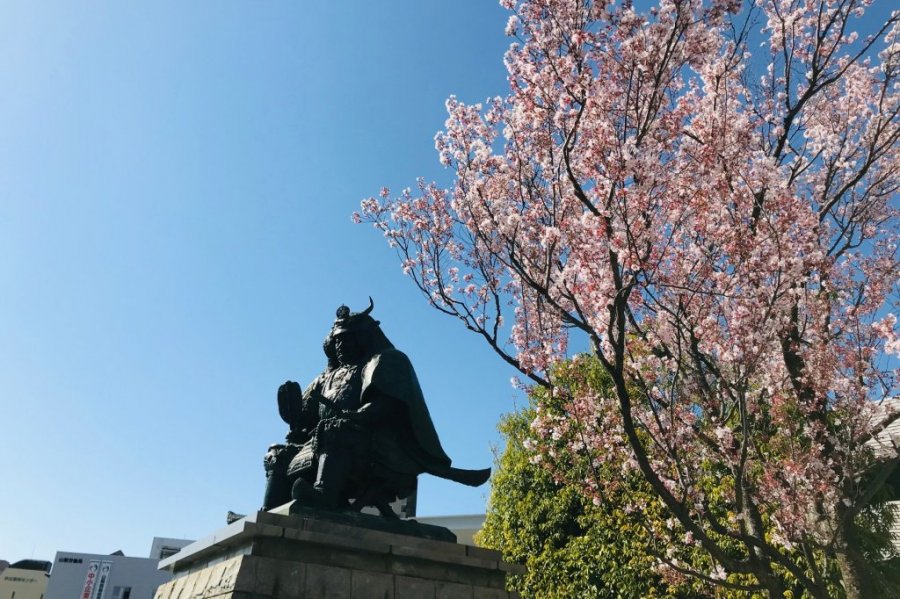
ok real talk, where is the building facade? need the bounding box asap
[415,514,485,546]
[43,551,172,599]
[0,559,51,599]
[147,539,192,562]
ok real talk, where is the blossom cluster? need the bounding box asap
[359,0,899,590]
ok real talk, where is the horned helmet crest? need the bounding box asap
[325,297,393,362]
[332,297,378,335]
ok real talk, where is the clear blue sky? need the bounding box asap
[3,0,893,566]
[0,1,520,561]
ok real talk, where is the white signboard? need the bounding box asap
[80,560,113,599]
[80,561,100,599]
[94,561,113,599]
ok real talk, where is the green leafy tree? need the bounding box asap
[479,404,682,598]
[479,358,745,598]
[479,357,899,598]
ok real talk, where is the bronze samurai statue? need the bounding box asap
[262,299,491,518]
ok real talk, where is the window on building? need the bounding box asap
[112,586,133,599]
[159,546,181,559]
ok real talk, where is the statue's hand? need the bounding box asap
[263,444,284,471]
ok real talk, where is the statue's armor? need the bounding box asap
[308,363,363,414]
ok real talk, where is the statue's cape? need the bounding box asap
[360,348,490,487]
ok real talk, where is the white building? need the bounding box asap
[43,537,190,599]
[415,514,485,546]
[148,538,193,562]
[866,398,900,553]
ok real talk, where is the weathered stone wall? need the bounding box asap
[154,510,521,598]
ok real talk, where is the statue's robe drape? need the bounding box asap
[361,348,490,487]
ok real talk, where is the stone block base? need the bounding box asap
[154,508,521,598]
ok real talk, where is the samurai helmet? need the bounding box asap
[326,297,394,359]
[332,297,378,335]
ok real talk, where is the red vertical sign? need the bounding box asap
[80,561,100,599]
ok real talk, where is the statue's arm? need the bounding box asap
[277,380,321,443]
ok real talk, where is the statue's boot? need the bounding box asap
[290,452,351,510]
[291,478,333,510]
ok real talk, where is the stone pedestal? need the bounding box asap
[154,507,521,598]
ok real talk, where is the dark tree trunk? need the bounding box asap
[834,523,871,599]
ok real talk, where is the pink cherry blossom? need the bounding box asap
[359,1,899,597]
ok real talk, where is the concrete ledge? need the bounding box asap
[154,510,518,598]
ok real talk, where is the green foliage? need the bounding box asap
[478,405,675,598]
[477,356,900,598]
[478,359,715,597]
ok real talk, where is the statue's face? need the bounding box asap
[333,331,363,364]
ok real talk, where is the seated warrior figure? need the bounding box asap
[262,299,491,517]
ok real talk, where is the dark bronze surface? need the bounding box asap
[263,299,490,517]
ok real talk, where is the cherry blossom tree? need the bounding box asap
[358,1,899,596]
